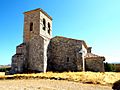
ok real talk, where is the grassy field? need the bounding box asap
[0,72,119,85]
[0,72,5,78]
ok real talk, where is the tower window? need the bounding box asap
[30,22,33,31]
[43,18,46,30]
[48,22,50,34]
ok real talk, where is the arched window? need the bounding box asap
[43,18,46,30]
[30,22,33,31]
[48,22,50,34]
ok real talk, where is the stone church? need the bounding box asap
[10,8,105,74]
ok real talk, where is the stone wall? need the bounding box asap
[23,9,52,72]
[39,10,52,39]
[11,54,26,73]
[16,43,27,55]
[23,10,40,43]
[47,36,83,72]
[28,36,44,72]
[10,36,45,73]
[85,57,105,72]
[10,43,27,74]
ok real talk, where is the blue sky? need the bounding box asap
[0,0,120,64]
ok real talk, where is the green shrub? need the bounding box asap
[0,67,11,72]
[104,62,116,72]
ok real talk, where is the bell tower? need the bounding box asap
[23,8,52,72]
[23,8,52,42]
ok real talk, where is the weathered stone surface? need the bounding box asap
[16,43,27,55]
[23,8,52,72]
[23,10,40,43]
[85,55,105,72]
[11,54,25,73]
[84,48,105,72]
[28,36,44,71]
[47,36,83,71]
[10,8,53,74]
[10,43,27,74]
[23,8,52,43]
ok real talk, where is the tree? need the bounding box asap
[104,62,116,72]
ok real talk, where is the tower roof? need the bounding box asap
[24,8,52,20]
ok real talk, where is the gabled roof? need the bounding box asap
[24,8,52,20]
[52,36,88,49]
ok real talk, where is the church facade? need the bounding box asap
[10,8,105,74]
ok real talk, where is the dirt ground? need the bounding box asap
[0,79,112,90]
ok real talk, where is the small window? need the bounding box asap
[30,22,33,31]
[67,57,69,62]
[43,18,46,30]
[48,22,50,34]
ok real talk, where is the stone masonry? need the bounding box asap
[11,43,27,73]
[10,8,52,74]
[10,8,105,74]
[28,36,44,71]
[47,36,84,71]
[47,36,105,72]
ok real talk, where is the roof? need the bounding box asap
[17,43,26,48]
[24,8,52,20]
[52,36,88,49]
[85,53,105,60]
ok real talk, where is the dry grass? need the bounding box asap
[0,72,5,78]
[0,72,120,85]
